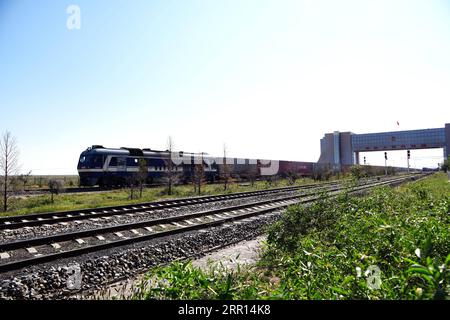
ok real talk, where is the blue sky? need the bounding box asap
[1,0,449,174]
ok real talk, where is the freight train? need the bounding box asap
[77,145,314,187]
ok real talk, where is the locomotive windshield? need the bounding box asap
[78,155,105,169]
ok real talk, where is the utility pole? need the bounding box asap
[407,150,410,173]
[384,152,388,176]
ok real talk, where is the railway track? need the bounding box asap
[0,174,420,273]
[0,181,344,230]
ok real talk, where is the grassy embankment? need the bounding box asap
[132,173,450,300]
[1,178,319,217]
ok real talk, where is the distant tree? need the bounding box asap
[286,171,299,185]
[312,164,333,181]
[126,176,138,200]
[37,176,44,188]
[136,158,148,198]
[271,174,280,186]
[10,176,22,193]
[221,144,231,191]
[0,131,20,212]
[193,154,205,196]
[48,179,64,203]
[163,136,180,195]
[18,170,32,190]
[247,165,257,187]
[265,174,279,187]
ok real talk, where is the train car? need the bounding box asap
[77,145,217,187]
[278,160,314,177]
[78,145,315,187]
[216,158,259,180]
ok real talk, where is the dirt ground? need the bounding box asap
[191,236,266,271]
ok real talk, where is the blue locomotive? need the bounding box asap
[77,145,219,187]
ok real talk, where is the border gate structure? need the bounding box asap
[317,123,450,172]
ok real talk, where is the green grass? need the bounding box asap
[132,172,450,300]
[1,178,318,217]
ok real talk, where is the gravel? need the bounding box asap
[0,210,282,300]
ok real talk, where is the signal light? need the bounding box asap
[384,152,387,160]
[407,150,410,159]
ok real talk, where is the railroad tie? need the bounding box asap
[0,252,10,259]
[26,247,38,254]
[172,222,184,228]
